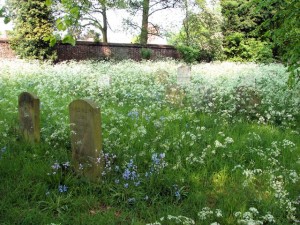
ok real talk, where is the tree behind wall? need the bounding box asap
[126,0,181,45]
[169,0,224,63]
[7,0,56,60]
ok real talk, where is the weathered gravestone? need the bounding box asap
[177,65,191,86]
[18,92,40,143]
[98,75,111,88]
[154,69,169,85]
[69,99,104,181]
[235,86,261,112]
[165,84,185,106]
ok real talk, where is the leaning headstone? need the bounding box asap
[177,65,191,86]
[154,69,169,85]
[18,92,40,143]
[165,84,185,106]
[69,99,104,181]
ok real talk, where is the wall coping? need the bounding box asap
[0,39,9,43]
[0,38,176,49]
[58,41,176,49]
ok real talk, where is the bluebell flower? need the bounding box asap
[131,171,137,180]
[127,159,134,168]
[123,168,131,180]
[175,191,181,199]
[128,110,139,119]
[58,185,68,193]
[152,153,160,164]
[124,183,129,188]
[115,179,120,184]
[134,181,140,186]
[173,184,181,199]
[51,162,60,170]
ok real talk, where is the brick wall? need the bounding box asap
[0,39,180,61]
[0,39,16,59]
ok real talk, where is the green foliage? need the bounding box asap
[176,45,200,64]
[224,33,273,63]
[221,0,274,63]
[7,0,56,60]
[254,0,300,84]
[131,35,141,44]
[140,47,152,60]
[170,4,224,62]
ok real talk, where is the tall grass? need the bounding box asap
[0,59,299,224]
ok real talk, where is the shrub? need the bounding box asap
[224,33,273,63]
[140,48,152,60]
[176,45,200,64]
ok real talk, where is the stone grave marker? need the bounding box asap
[177,65,191,86]
[235,86,261,112]
[154,69,169,85]
[69,99,104,181]
[165,84,185,106]
[18,92,40,143]
[98,75,111,88]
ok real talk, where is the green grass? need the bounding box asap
[0,59,299,224]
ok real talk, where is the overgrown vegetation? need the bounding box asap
[140,47,152,60]
[0,59,299,224]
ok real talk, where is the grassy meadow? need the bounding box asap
[0,59,299,225]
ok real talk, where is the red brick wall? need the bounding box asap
[0,39,16,59]
[56,41,180,61]
[0,39,180,61]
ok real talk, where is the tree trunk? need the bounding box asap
[184,0,190,46]
[101,3,108,43]
[140,0,150,45]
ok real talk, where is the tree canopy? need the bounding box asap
[3,0,56,60]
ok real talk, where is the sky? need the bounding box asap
[0,1,185,44]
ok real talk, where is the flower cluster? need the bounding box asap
[234,207,275,224]
[47,161,71,194]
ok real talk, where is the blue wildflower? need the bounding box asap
[175,191,181,199]
[128,110,139,119]
[51,162,60,170]
[58,185,68,193]
[123,168,131,180]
